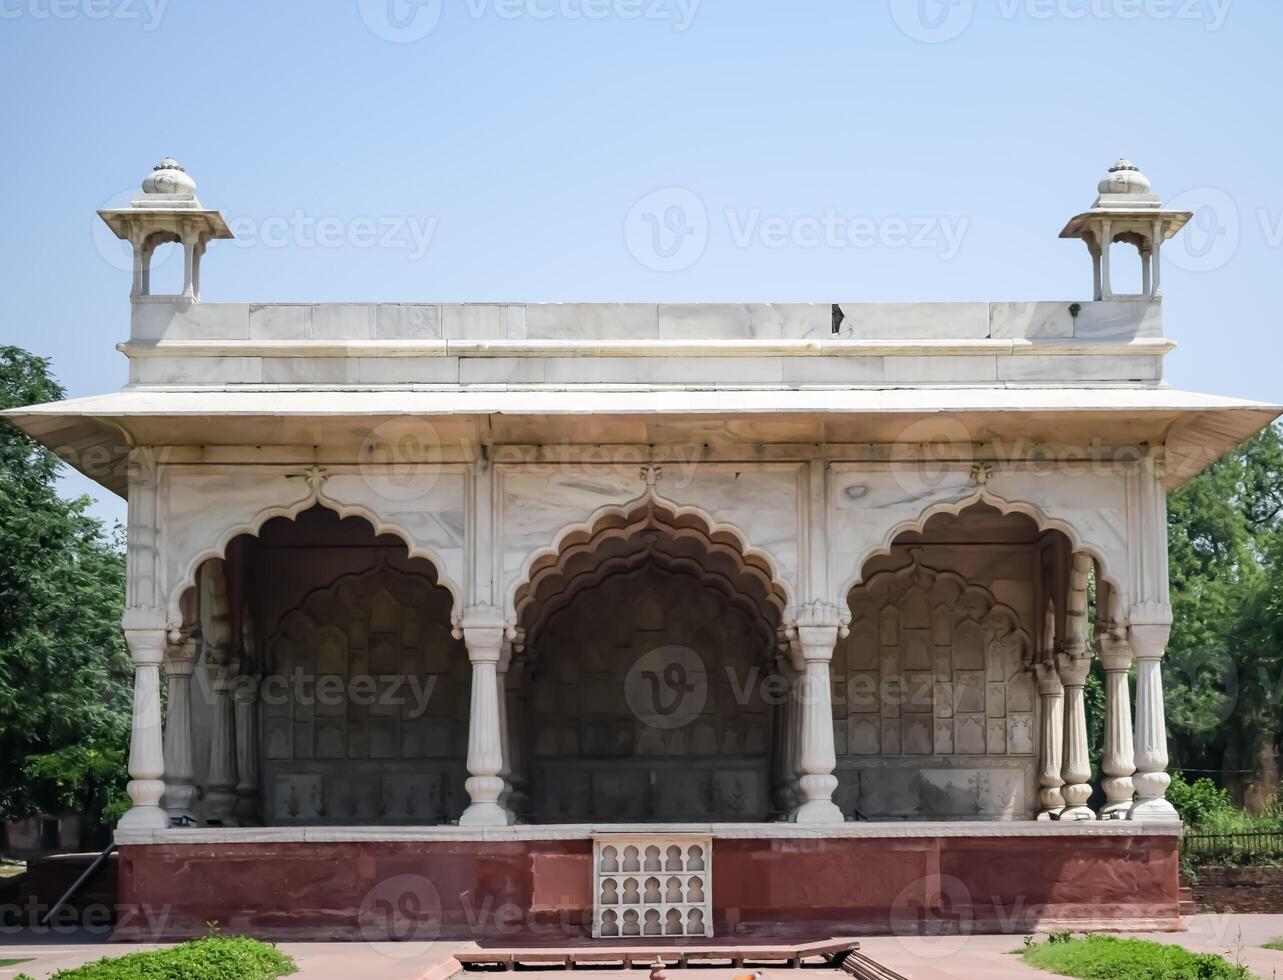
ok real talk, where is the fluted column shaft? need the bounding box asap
[1131,623,1179,820]
[233,679,261,825]
[793,622,843,825]
[1057,653,1095,821]
[204,663,239,825]
[119,626,169,831]
[460,609,508,827]
[1099,628,1136,819]
[160,631,198,823]
[1036,662,1065,820]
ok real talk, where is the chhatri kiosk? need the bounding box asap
[6,159,1279,940]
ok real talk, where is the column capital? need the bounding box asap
[124,625,167,666]
[1035,660,1064,697]
[460,605,511,664]
[1130,622,1171,661]
[1056,652,1092,688]
[1098,626,1134,673]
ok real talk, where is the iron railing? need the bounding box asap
[1182,831,1283,865]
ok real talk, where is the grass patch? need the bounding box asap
[1263,937,1283,951]
[12,937,296,980]
[0,960,33,968]
[1020,934,1252,979]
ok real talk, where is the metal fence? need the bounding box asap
[1182,831,1283,865]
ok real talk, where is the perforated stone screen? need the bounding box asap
[592,835,713,939]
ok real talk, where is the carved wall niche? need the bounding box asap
[261,561,468,825]
[527,564,775,823]
[836,557,1037,820]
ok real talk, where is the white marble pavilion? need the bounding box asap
[5,159,1278,939]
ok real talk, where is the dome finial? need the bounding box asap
[141,157,196,199]
[1098,159,1151,197]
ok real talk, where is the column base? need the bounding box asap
[1099,801,1135,820]
[792,799,845,825]
[1059,805,1097,822]
[459,802,509,827]
[1130,797,1179,821]
[117,803,170,832]
[1037,807,1064,822]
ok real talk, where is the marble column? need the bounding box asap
[504,661,531,819]
[233,679,261,825]
[460,607,509,828]
[1057,652,1095,821]
[1058,552,1096,821]
[204,661,240,825]
[1035,661,1065,821]
[160,628,198,824]
[774,661,795,815]
[118,625,170,831]
[494,642,517,825]
[1098,626,1137,819]
[1130,623,1179,820]
[792,610,844,825]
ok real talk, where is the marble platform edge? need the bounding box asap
[114,820,1183,845]
[117,338,1175,359]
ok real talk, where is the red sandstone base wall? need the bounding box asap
[113,834,1181,942]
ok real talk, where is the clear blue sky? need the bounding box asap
[2,0,1280,528]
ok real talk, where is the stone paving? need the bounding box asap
[7,918,1283,979]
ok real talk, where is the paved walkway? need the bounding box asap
[6,917,1283,979]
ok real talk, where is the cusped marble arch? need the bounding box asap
[838,488,1127,613]
[167,492,463,626]
[510,492,794,640]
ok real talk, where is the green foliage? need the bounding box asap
[1169,771,1234,826]
[1262,937,1283,951]
[1166,424,1283,785]
[0,347,130,833]
[1020,934,1251,979]
[35,938,296,980]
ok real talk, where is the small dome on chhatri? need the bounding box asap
[1097,159,1152,197]
[140,157,197,198]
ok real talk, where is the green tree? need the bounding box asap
[0,346,130,842]
[1165,423,1283,803]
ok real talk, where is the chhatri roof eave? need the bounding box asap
[5,384,1277,418]
[4,386,1278,501]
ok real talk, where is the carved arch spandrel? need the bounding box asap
[837,489,1127,616]
[165,486,464,627]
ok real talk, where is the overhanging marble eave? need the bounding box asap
[4,386,1277,499]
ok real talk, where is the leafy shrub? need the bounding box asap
[31,938,296,980]
[1020,934,1250,979]
[1169,771,1234,827]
